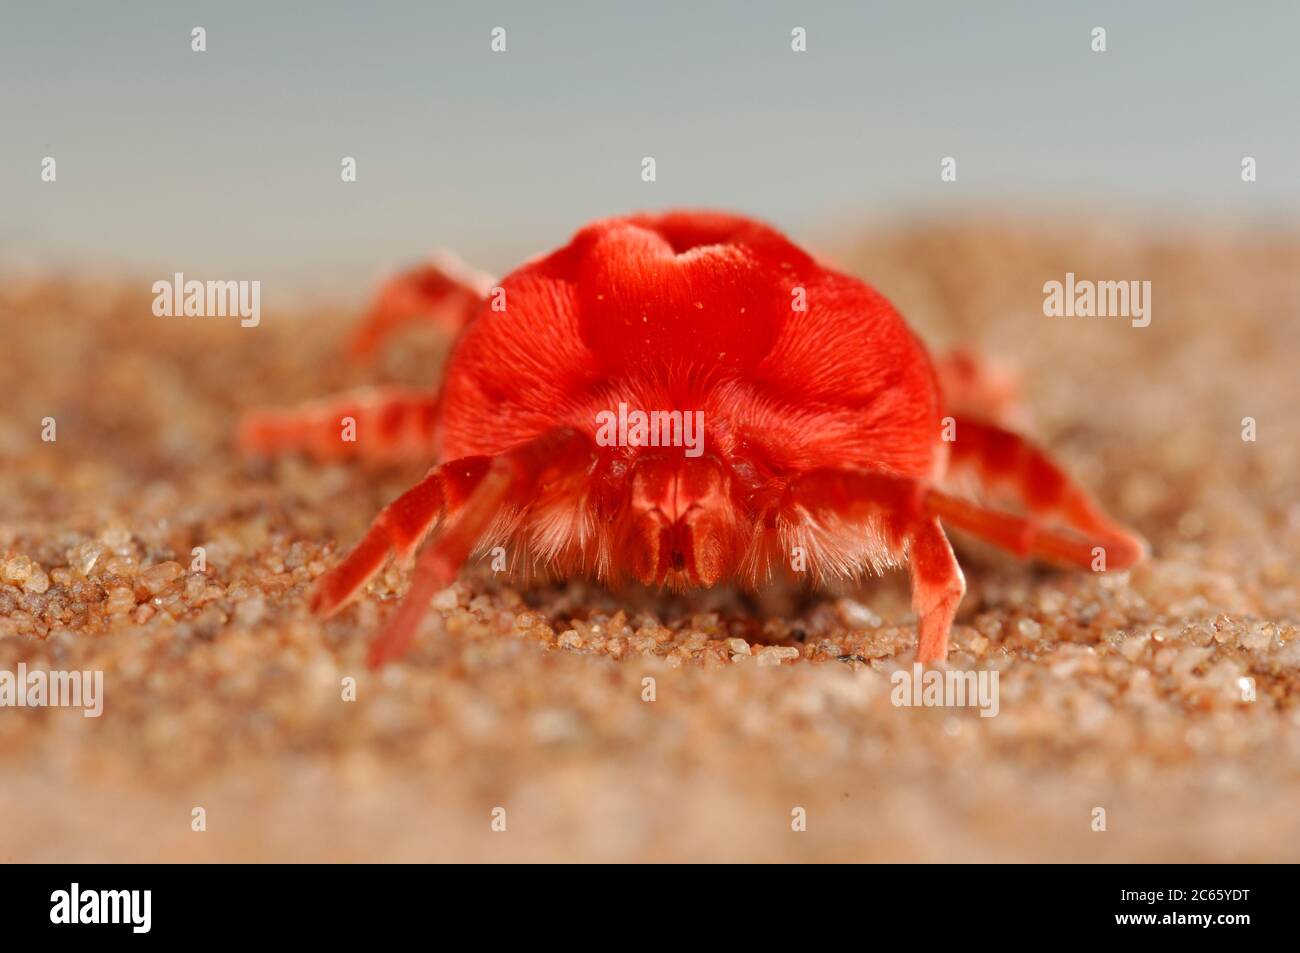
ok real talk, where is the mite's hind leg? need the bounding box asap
[237,386,438,463]
[934,348,1026,429]
[941,416,1147,569]
[348,251,494,360]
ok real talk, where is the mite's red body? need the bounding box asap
[241,211,1146,667]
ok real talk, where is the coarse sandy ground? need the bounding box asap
[1,219,1298,863]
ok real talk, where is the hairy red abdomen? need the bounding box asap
[434,211,942,483]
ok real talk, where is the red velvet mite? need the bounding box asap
[240,211,1147,667]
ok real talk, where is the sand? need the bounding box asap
[1,220,1298,862]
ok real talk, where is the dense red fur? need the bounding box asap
[438,213,939,471]
[240,210,1146,667]
[429,212,943,589]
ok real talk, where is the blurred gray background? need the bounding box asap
[3,1,1296,302]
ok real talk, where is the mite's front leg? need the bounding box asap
[783,468,965,663]
[908,517,966,663]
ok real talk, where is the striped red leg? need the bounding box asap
[940,416,1147,570]
[348,251,494,361]
[237,386,439,463]
[934,348,1023,427]
[311,428,591,667]
[309,458,486,619]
